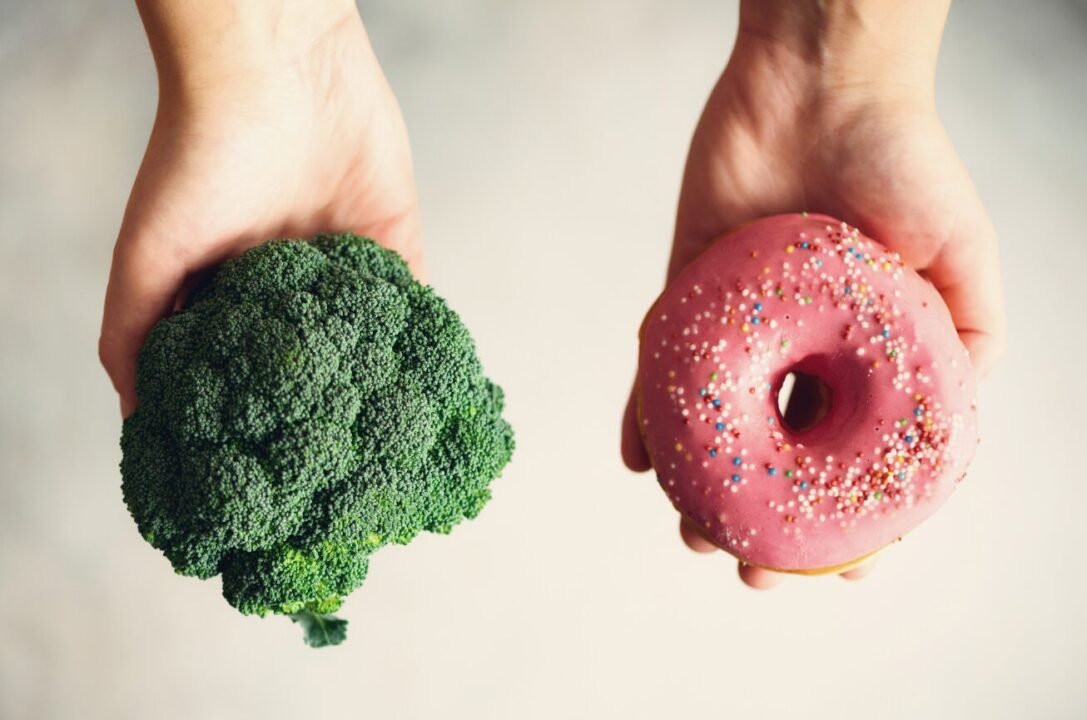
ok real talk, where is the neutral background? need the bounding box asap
[2,1,1086,718]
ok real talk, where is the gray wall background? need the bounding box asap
[2,1,1085,718]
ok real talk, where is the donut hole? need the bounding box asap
[777,370,832,434]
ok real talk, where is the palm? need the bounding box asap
[121,23,421,275]
[674,78,992,297]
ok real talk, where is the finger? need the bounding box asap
[738,562,783,590]
[336,78,428,284]
[840,560,876,581]
[99,234,189,417]
[621,386,652,472]
[849,206,1005,379]
[357,206,427,283]
[915,198,1006,378]
[679,516,719,553]
[845,161,1007,379]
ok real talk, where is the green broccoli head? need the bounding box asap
[120,234,514,646]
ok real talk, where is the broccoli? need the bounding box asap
[120,234,514,648]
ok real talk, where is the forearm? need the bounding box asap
[136,0,361,94]
[736,0,949,94]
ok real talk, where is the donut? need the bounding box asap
[636,213,979,573]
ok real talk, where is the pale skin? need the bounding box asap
[622,0,1006,588]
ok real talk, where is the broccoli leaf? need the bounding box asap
[289,611,348,648]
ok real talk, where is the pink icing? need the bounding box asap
[637,214,978,571]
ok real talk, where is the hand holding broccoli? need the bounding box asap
[99,0,422,416]
[103,2,515,648]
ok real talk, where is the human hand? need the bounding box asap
[100,0,422,416]
[622,0,1005,588]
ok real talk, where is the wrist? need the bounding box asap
[137,0,363,102]
[735,0,948,101]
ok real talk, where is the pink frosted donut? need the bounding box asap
[636,214,979,573]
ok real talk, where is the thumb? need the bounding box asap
[99,232,188,417]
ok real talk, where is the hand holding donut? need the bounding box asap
[622,0,1006,588]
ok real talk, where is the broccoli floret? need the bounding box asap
[120,234,514,647]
